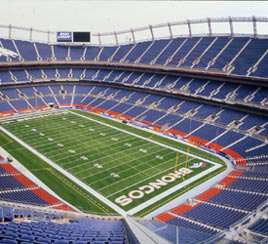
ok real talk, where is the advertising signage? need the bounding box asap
[56,32,91,43]
[56,32,72,42]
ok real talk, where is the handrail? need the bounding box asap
[0,16,268,45]
[0,59,268,87]
[0,200,122,219]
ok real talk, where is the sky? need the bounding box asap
[0,0,267,44]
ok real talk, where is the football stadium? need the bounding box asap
[0,1,267,243]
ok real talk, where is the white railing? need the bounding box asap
[0,16,268,45]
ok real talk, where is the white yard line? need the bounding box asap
[68,110,227,214]
[45,132,138,160]
[17,120,179,184]
[0,110,67,123]
[27,132,149,170]
[127,163,222,215]
[12,124,178,184]
[1,109,226,216]
[9,109,230,167]
[17,122,115,146]
[105,157,196,197]
[22,127,130,155]
[68,110,221,166]
[101,154,181,192]
[0,125,127,216]
[74,109,221,161]
[9,115,123,148]
[82,149,174,183]
[9,117,172,180]
[78,144,167,180]
[9,114,104,133]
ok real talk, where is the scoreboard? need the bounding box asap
[56,32,91,43]
[73,32,91,42]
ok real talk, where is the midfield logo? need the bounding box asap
[115,168,192,207]
[190,161,207,169]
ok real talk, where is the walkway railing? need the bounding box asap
[0,16,268,45]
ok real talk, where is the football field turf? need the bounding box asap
[0,109,225,215]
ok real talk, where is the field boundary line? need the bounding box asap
[83,149,174,185]
[68,110,228,214]
[74,109,227,161]
[69,110,220,166]
[105,157,195,197]
[0,146,80,212]
[0,125,127,216]
[2,109,227,215]
[127,163,222,215]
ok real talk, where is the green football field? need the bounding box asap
[0,109,225,215]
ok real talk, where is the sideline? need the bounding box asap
[0,109,228,216]
[127,163,222,215]
[0,146,80,212]
[0,125,127,216]
[69,110,225,215]
[69,110,222,167]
